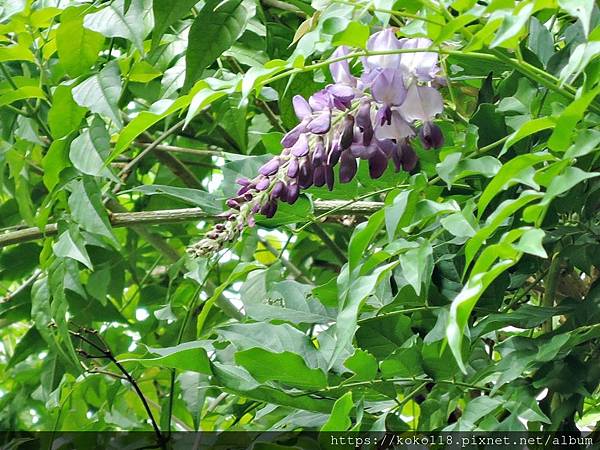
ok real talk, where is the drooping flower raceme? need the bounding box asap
[189,29,445,257]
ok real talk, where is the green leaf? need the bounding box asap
[437,153,502,188]
[332,21,369,48]
[478,152,554,216]
[348,209,385,271]
[380,345,423,378]
[48,84,87,139]
[235,348,327,389]
[559,41,600,85]
[56,6,104,77]
[321,392,353,432]
[467,191,544,268]
[72,62,123,128]
[524,167,600,224]
[500,117,556,154]
[83,0,154,53]
[0,44,35,62]
[152,0,198,47]
[564,129,600,159]
[398,239,433,296]
[449,229,527,372]
[558,0,595,36]
[53,229,93,269]
[343,349,378,382]
[7,326,45,370]
[548,86,600,151]
[112,97,190,158]
[68,178,118,246]
[331,261,399,369]
[183,0,248,90]
[69,119,114,178]
[212,362,333,413]
[120,341,212,374]
[42,137,70,191]
[242,278,332,325]
[489,3,533,48]
[0,86,46,108]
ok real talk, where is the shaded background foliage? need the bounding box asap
[0,0,600,438]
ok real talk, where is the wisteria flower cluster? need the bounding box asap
[190,29,445,257]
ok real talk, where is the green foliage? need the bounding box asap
[1,0,600,438]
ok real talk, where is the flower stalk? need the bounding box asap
[189,29,446,257]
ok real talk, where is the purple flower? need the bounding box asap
[281,122,307,148]
[293,95,312,119]
[259,158,280,176]
[313,165,326,187]
[287,182,300,204]
[368,148,388,179]
[287,158,299,178]
[324,164,334,191]
[291,134,310,157]
[399,84,443,123]
[271,180,286,200]
[375,110,414,142]
[355,100,374,145]
[371,68,407,107]
[328,141,342,166]
[400,38,439,82]
[256,177,270,191]
[340,115,355,149]
[400,140,418,172]
[312,138,326,167]
[419,122,444,149]
[364,29,403,71]
[298,159,313,189]
[330,46,356,87]
[307,110,331,134]
[339,150,357,183]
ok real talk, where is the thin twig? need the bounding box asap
[70,329,165,445]
[0,201,384,248]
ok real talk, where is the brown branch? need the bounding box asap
[0,201,383,248]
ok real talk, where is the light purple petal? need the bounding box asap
[399,84,443,122]
[291,133,310,157]
[400,38,439,82]
[330,46,356,86]
[371,69,407,106]
[365,29,403,70]
[375,110,415,141]
[307,110,331,134]
[293,95,312,119]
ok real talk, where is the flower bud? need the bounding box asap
[339,150,357,183]
[270,180,286,200]
[313,165,326,187]
[325,164,334,191]
[400,141,418,172]
[368,149,388,179]
[356,100,374,145]
[328,142,342,166]
[287,182,299,204]
[307,111,331,134]
[312,138,326,167]
[226,199,240,209]
[340,115,355,150]
[418,122,444,149]
[298,159,313,189]
[291,134,310,157]
[256,177,270,191]
[259,158,280,176]
[287,158,299,178]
